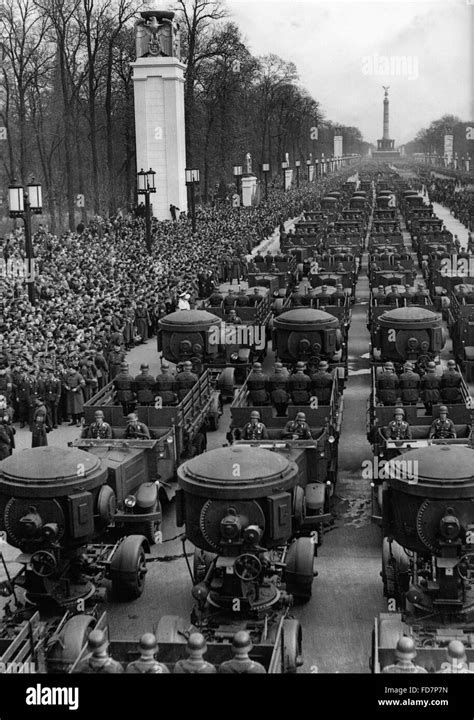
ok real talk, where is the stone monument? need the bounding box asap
[132,4,187,219]
[373,87,400,160]
[241,152,258,207]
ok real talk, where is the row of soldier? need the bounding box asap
[113,361,198,414]
[372,283,429,305]
[377,360,463,413]
[73,628,267,674]
[246,360,334,414]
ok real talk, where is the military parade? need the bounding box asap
[0,0,473,714]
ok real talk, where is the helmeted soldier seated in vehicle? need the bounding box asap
[429,405,456,439]
[223,288,237,310]
[310,360,333,405]
[133,363,156,406]
[398,361,420,405]
[155,361,178,405]
[413,282,429,305]
[72,630,124,674]
[218,631,266,674]
[384,407,412,441]
[113,362,136,415]
[82,409,113,439]
[247,287,264,306]
[246,362,269,405]
[288,362,311,405]
[436,640,472,674]
[267,361,289,416]
[125,634,169,674]
[440,360,462,403]
[226,308,242,324]
[420,360,441,414]
[176,360,198,401]
[385,285,401,305]
[282,411,312,440]
[236,287,249,307]
[173,633,216,674]
[124,413,151,439]
[376,362,399,406]
[381,637,427,674]
[240,410,268,440]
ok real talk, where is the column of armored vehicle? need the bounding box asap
[366,168,474,673]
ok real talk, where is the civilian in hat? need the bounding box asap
[0,413,15,459]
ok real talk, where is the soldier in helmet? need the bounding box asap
[381,637,427,674]
[267,361,289,416]
[113,362,136,415]
[288,361,311,405]
[218,631,266,674]
[176,360,198,401]
[125,634,169,674]
[246,362,269,405]
[82,409,113,439]
[72,630,124,674]
[310,360,333,406]
[155,361,177,406]
[282,411,312,440]
[437,640,471,673]
[173,633,216,674]
[376,362,399,406]
[240,410,268,440]
[385,285,401,305]
[125,413,151,439]
[420,360,441,414]
[440,360,462,404]
[133,363,156,406]
[398,361,420,406]
[385,408,412,440]
[429,406,456,439]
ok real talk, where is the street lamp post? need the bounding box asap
[306,159,311,182]
[281,161,289,190]
[261,162,270,201]
[295,160,301,188]
[233,165,243,204]
[136,168,156,253]
[8,178,42,305]
[185,168,200,233]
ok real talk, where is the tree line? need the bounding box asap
[0,0,369,231]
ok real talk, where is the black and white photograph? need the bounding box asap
[0,0,473,711]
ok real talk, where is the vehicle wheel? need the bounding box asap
[47,614,96,673]
[284,537,314,603]
[111,535,148,601]
[193,432,206,456]
[138,519,162,545]
[193,548,216,583]
[282,618,304,673]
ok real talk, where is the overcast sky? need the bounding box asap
[225,0,473,146]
